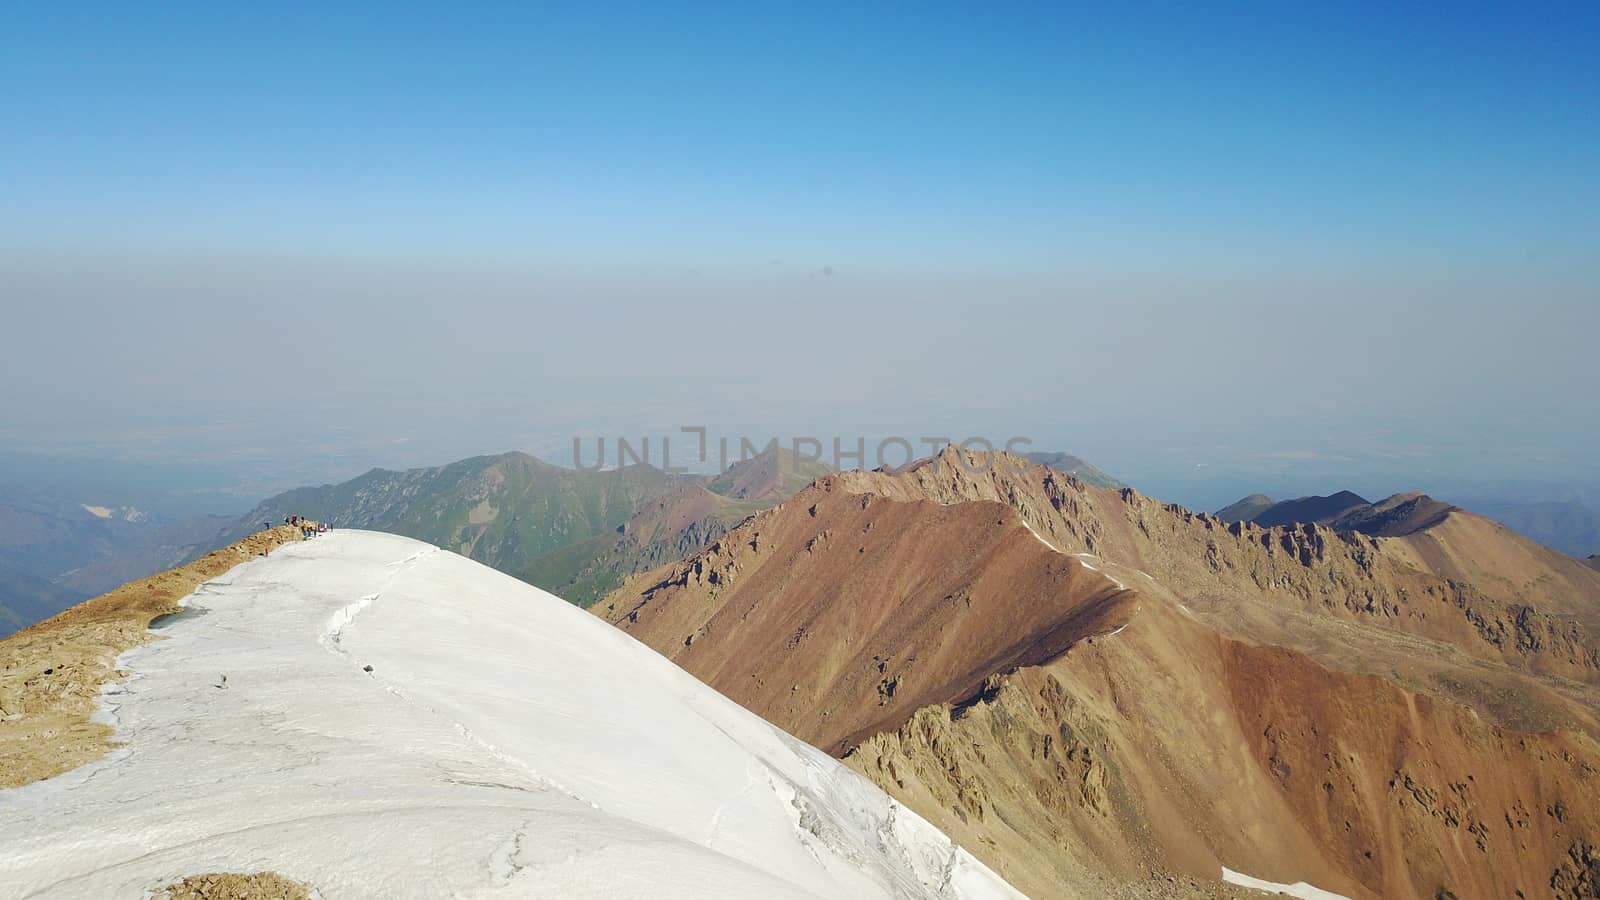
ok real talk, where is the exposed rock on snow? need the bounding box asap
[159,870,311,899]
[0,531,1020,900]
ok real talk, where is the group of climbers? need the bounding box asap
[278,514,333,540]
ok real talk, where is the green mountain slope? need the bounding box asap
[1022,451,1124,489]
[705,447,833,499]
[219,449,821,606]
[1214,493,1276,522]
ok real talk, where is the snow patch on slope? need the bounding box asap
[0,531,1020,900]
[1222,866,1350,900]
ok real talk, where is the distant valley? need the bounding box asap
[0,487,229,636]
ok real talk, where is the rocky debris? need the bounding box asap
[876,673,900,704]
[159,870,311,899]
[1440,581,1600,671]
[1553,842,1600,899]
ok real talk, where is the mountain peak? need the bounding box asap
[1215,494,1276,522]
[708,446,832,501]
[1247,491,1371,529]
[1332,492,1457,536]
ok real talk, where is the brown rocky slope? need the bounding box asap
[597,449,1600,899]
[601,480,1135,756]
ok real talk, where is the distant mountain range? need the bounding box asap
[213,448,833,607]
[1454,499,1600,558]
[1215,489,1459,536]
[210,447,1116,608]
[1218,490,1600,556]
[3,446,1118,631]
[1223,490,1375,528]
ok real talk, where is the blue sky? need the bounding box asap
[5,3,1596,269]
[1,3,1597,503]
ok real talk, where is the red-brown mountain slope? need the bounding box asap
[597,449,1600,899]
[604,481,1134,755]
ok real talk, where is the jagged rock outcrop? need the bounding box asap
[1552,842,1600,899]
[829,448,1600,692]
[844,597,1600,899]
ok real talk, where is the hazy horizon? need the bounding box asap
[3,5,1596,512]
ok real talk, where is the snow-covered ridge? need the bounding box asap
[0,531,1022,899]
